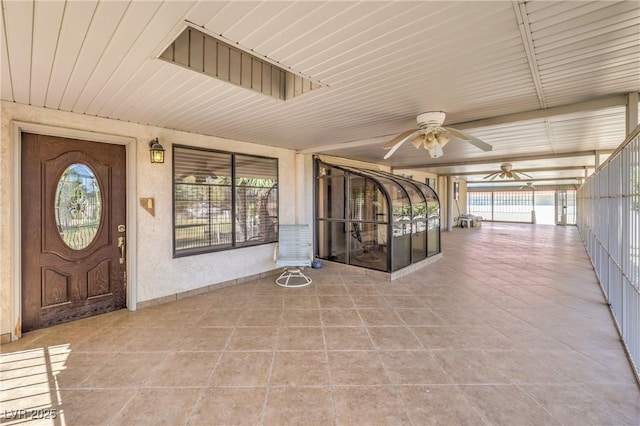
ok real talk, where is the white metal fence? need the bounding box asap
[577,126,640,379]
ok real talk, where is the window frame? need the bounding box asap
[172,144,279,258]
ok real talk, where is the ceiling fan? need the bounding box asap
[484,163,532,180]
[383,111,492,159]
[519,182,536,190]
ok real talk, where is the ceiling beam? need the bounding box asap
[467,177,581,184]
[438,165,592,177]
[304,95,631,154]
[394,149,614,171]
[449,95,629,130]
[513,0,546,110]
[298,136,386,154]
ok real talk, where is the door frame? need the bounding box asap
[11,121,138,341]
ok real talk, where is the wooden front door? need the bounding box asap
[21,133,127,333]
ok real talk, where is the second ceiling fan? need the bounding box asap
[484,163,532,180]
[383,111,492,159]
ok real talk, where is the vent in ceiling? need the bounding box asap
[160,26,322,101]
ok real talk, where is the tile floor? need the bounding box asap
[1,223,639,425]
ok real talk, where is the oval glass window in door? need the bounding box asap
[54,163,102,250]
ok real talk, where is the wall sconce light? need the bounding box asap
[149,138,165,164]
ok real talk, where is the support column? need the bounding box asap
[446,177,454,231]
[626,91,639,135]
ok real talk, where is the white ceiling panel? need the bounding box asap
[78,0,164,115]
[3,0,33,104]
[248,2,351,59]
[58,0,130,112]
[44,0,98,109]
[30,1,65,107]
[0,3,13,101]
[94,1,197,117]
[1,0,638,186]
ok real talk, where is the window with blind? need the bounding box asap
[173,145,278,257]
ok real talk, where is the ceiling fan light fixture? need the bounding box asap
[436,132,450,147]
[382,111,492,160]
[423,134,438,149]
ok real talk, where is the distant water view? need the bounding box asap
[467,190,576,225]
[468,205,559,225]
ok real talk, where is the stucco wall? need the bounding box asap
[0,101,298,338]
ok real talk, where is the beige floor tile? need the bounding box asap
[315,284,350,296]
[237,309,282,327]
[410,325,512,350]
[358,308,404,326]
[111,388,200,425]
[244,295,285,310]
[521,384,626,425]
[380,351,451,385]
[209,352,273,386]
[581,383,640,425]
[318,296,355,309]
[227,327,279,351]
[69,328,139,353]
[328,351,389,385]
[350,295,391,309]
[581,348,640,379]
[80,352,168,388]
[320,309,363,327]
[367,326,423,350]
[283,296,319,310]
[429,308,495,326]
[530,350,636,384]
[397,385,486,425]
[488,350,574,384]
[384,295,428,309]
[178,327,233,351]
[395,308,444,326]
[3,223,638,424]
[270,351,330,386]
[324,327,374,350]
[460,385,559,425]
[121,327,185,352]
[333,386,410,425]
[53,352,117,389]
[277,327,324,351]
[144,351,220,387]
[494,325,569,351]
[57,389,136,425]
[264,386,335,426]
[434,350,511,384]
[195,309,242,327]
[188,387,267,426]
[280,309,322,327]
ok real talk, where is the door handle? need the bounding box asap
[118,236,126,264]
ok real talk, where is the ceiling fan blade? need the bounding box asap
[411,136,423,149]
[442,127,469,140]
[383,129,419,149]
[444,127,493,152]
[483,171,497,179]
[383,129,421,159]
[519,171,533,179]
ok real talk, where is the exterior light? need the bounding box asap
[149,138,165,164]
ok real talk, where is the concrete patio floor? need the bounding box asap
[1,223,639,425]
